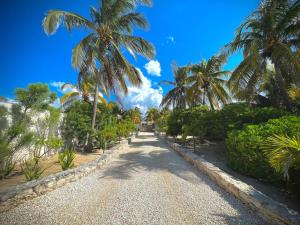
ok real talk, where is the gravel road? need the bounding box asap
[0,132,267,225]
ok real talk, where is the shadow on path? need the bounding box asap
[97,134,267,224]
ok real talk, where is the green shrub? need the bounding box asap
[21,156,45,181]
[166,106,209,137]
[58,149,75,171]
[61,101,93,148]
[0,155,15,180]
[176,103,288,141]
[97,125,117,150]
[116,120,135,140]
[156,110,170,133]
[46,137,64,151]
[226,116,300,182]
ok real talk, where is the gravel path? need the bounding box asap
[0,132,267,225]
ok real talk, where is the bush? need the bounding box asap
[156,110,170,133]
[166,106,209,137]
[226,116,300,183]
[116,120,135,140]
[61,101,93,148]
[58,149,75,171]
[172,103,288,141]
[21,156,45,181]
[97,125,117,150]
[0,155,15,180]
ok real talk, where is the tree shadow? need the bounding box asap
[97,134,268,224]
[211,213,264,225]
[98,135,204,184]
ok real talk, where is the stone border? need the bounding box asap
[0,138,132,213]
[156,133,300,225]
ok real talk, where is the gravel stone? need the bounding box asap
[0,132,267,225]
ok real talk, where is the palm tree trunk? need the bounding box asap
[274,64,292,111]
[91,84,99,130]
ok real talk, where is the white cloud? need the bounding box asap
[119,68,163,115]
[167,36,175,43]
[144,60,161,77]
[51,98,61,108]
[50,81,77,94]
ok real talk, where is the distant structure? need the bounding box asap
[140,121,154,132]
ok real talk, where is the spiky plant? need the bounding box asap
[58,149,76,171]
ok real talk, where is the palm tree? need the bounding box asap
[43,0,155,130]
[187,55,231,110]
[60,81,107,108]
[224,0,300,110]
[145,108,160,122]
[263,134,300,180]
[160,65,189,109]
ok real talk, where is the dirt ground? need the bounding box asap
[0,151,102,193]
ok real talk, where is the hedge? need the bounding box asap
[167,103,288,141]
[226,116,300,183]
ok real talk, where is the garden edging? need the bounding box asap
[156,133,300,225]
[0,137,132,213]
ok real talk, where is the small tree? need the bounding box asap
[97,125,117,152]
[15,83,56,115]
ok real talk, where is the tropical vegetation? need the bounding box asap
[1,0,300,202]
[43,0,155,134]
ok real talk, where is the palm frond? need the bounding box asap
[60,92,80,104]
[43,10,93,35]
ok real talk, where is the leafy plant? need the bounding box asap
[0,123,33,179]
[262,134,300,180]
[0,155,16,180]
[187,54,231,110]
[226,116,300,182]
[21,156,45,181]
[43,0,155,131]
[224,0,300,110]
[160,65,189,109]
[166,103,288,141]
[15,83,56,114]
[46,137,64,151]
[97,125,117,151]
[58,150,75,171]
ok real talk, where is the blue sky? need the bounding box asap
[0,0,260,112]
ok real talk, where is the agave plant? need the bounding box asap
[58,149,75,171]
[263,134,300,180]
[43,0,155,129]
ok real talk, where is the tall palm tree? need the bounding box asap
[43,0,155,130]
[224,0,300,110]
[187,55,231,110]
[160,65,189,109]
[145,108,160,122]
[60,81,107,108]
